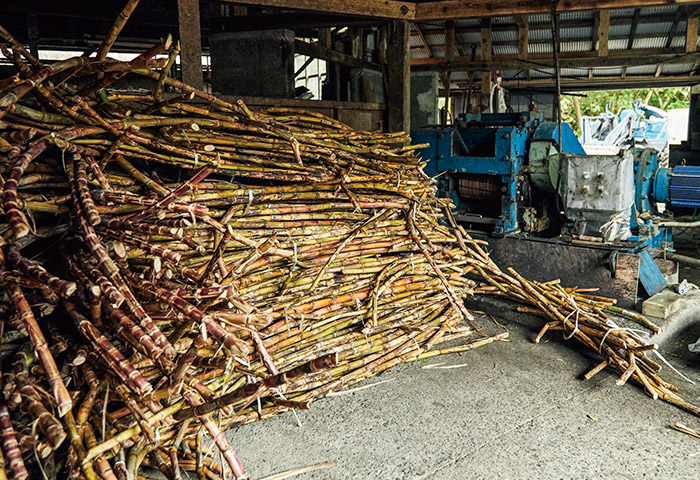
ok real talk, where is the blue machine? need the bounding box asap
[413,112,700,297]
[413,112,584,235]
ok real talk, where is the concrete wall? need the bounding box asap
[209,29,294,98]
[350,68,385,104]
[411,72,438,129]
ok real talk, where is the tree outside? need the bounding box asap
[561,87,690,137]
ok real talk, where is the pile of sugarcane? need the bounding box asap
[0,20,512,480]
[0,5,697,479]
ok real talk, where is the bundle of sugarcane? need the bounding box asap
[0,4,697,479]
[0,17,519,480]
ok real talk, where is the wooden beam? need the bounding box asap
[386,20,410,133]
[411,31,686,53]
[294,39,380,70]
[231,0,415,19]
[445,20,456,63]
[413,23,432,57]
[177,0,203,89]
[414,0,700,21]
[411,48,700,72]
[515,14,529,80]
[597,10,610,57]
[627,8,641,50]
[408,13,684,38]
[666,6,684,49]
[503,73,700,91]
[515,15,528,60]
[481,19,492,103]
[481,19,492,62]
[688,16,699,53]
[444,20,455,122]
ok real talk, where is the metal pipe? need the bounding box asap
[661,220,700,227]
[665,252,700,267]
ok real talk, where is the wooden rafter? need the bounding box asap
[230,0,415,19]
[666,6,685,49]
[295,39,380,70]
[412,23,432,57]
[503,73,700,91]
[413,0,700,21]
[226,0,700,21]
[177,0,203,89]
[481,18,492,97]
[597,10,610,57]
[411,48,700,72]
[514,15,529,80]
[627,8,641,50]
[687,14,699,53]
[621,7,641,77]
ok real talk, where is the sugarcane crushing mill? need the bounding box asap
[412,111,700,302]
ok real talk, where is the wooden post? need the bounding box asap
[480,19,492,112]
[444,20,455,124]
[386,19,410,133]
[177,0,204,89]
[26,12,39,59]
[687,16,699,53]
[597,10,610,57]
[515,15,529,80]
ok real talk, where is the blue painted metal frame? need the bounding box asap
[413,125,526,234]
[638,249,667,296]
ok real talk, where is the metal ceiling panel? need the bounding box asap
[608,39,628,51]
[493,29,518,43]
[625,65,658,75]
[641,5,678,17]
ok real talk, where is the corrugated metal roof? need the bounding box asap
[610,8,635,18]
[560,26,593,40]
[608,39,628,51]
[425,32,446,45]
[636,22,673,36]
[431,46,446,58]
[530,67,555,79]
[457,32,481,45]
[561,67,589,77]
[528,42,553,55]
[492,44,518,56]
[409,36,424,48]
[492,29,518,43]
[560,40,593,53]
[559,11,594,22]
[625,65,657,75]
[501,69,522,79]
[412,49,429,59]
[670,36,685,49]
[409,4,695,89]
[592,67,625,76]
[528,14,550,25]
[662,63,693,75]
[632,36,666,50]
[492,16,515,25]
[529,29,552,42]
[641,5,678,17]
[610,24,631,37]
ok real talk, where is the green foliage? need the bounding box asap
[561,87,690,136]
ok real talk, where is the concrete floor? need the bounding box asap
[229,294,700,480]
